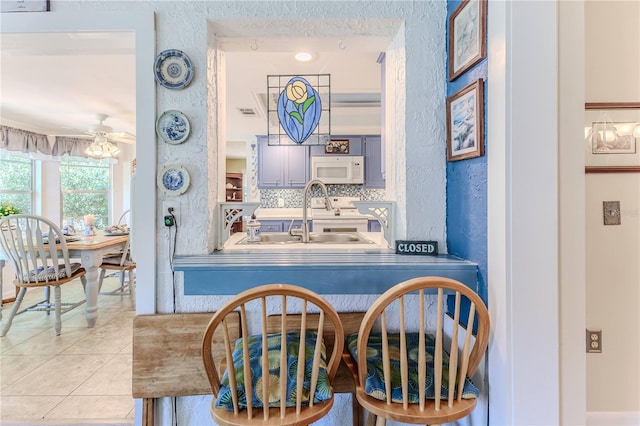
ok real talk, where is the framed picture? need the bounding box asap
[0,0,49,12]
[584,108,640,169]
[446,78,484,162]
[448,0,487,81]
[325,139,349,154]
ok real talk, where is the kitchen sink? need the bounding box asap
[258,233,302,243]
[237,232,374,245]
[308,233,370,243]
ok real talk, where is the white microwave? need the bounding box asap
[311,156,364,184]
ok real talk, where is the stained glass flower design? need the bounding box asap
[277,77,322,144]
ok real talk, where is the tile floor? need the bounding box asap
[1,275,135,425]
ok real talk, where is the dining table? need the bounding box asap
[65,233,129,327]
[0,231,129,326]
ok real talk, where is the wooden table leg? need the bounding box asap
[143,398,154,426]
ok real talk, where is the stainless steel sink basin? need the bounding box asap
[259,233,302,243]
[308,233,369,243]
[237,232,374,245]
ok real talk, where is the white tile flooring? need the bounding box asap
[1,276,135,425]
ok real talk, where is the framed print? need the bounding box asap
[584,107,640,170]
[0,1,49,12]
[325,139,349,154]
[448,0,487,81]
[447,78,484,162]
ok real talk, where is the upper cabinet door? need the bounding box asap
[285,144,309,187]
[363,135,385,189]
[257,137,285,188]
[257,136,309,189]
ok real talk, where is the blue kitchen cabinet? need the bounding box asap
[309,136,363,156]
[364,135,385,188]
[259,220,284,233]
[259,219,311,233]
[257,136,309,189]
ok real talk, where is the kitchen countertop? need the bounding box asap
[173,247,478,295]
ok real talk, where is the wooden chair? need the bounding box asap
[97,235,135,296]
[201,283,345,426]
[0,214,87,336]
[344,276,490,426]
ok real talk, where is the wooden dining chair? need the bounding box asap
[97,235,135,296]
[201,283,345,426]
[0,214,87,336]
[344,276,490,426]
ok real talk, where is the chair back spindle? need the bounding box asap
[202,283,344,426]
[0,214,86,336]
[347,276,490,425]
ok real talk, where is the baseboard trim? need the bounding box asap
[587,411,640,425]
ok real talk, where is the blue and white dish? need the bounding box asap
[158,165,190,195]
[156,110,190,144]
[154,49,193,89]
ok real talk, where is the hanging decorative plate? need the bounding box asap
[154,49,194,89]
[156,110,191,144]
[158,165,190,196]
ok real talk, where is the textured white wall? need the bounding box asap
[158,2,448,424]
[44,1,450,424]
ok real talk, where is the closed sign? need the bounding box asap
[395,240,438,256]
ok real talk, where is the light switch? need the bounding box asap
[603,201,621,225]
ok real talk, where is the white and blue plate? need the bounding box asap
[158,165,190,196]
[156,110,190,144]
[154,49,193,89]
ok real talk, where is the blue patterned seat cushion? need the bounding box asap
[28,263,82,282]
[347,332,479,402]
[214,331,332,410]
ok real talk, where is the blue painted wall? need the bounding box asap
[445,0,488,305]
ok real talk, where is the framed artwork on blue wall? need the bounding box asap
[446,79,484,162]
[448,0,487,81]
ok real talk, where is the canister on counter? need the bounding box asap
[246,214,261,242]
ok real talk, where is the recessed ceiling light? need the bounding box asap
[294,52,313,62]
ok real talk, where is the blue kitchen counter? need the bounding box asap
[173,251,478,295]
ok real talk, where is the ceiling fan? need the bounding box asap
[85,113,130,158]
[87,113,136,144]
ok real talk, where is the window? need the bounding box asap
[0,154,34,214]
[60,159,111,229]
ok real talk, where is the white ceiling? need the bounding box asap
[0,32,386,158]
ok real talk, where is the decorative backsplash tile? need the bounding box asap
[260,186,386,208]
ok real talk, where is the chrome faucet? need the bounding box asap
[289,179,332,243]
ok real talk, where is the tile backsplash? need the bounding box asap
[260,186,386,208]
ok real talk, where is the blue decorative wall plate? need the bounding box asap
[154,49,193,90]
[156,110,191,144]
[158,165,190,195]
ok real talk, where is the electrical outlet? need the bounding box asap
[278,198,285,207]
[162,201,180,226]
[586,329,602,353]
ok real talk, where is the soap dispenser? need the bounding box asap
[246,214,261,242]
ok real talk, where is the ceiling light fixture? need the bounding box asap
[294,52,313,62]
[86,133,121,159]
[85,114,120,158]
